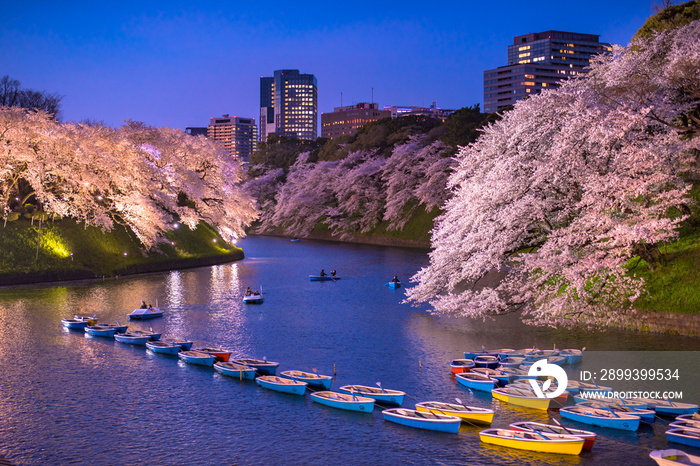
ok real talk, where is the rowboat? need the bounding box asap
[560,348,585,365]
[498,356,526,368]
[559,406,640,431]
[178,350,216,366]
[98,322,128,334]
[338,385,405,406]
[491,387,551,410]
[650,449,700,466]
[669,419,700,430]
[73,315,99,326]
[114,332,150,345]
[309,275,340,281]
[243,287,264,304]
[479,428,584,455]
[213,361,257,380]
[510,421,596,450]
[145,340,180,355]
[474,355,500,369]
[84,324,116,338]
[471,367,510,385]
[455,372,497,393]
[131,329,161,341]
[128,307,163,320]
[61,318,89,330]
[163,338,193,350]
[310,391,375,413]
[521,355,566,367]
[386,280,401,288]
[256,375,307,395]
[194,347,231,362]
[280,370,333,389]
[415,401,494,425]
[677,413,700,421]
[382,408,461,434]
[666,428,700,448]
[577,401,655,423]
[449,359,475,374]
[637,399,699,416]
[231,358,280,375]
[463,348,507,359]
[508,381,569,407]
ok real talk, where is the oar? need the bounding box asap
[350,387,357,401]
[376,382,387,393]
[551,417,575,435]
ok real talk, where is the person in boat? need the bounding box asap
[245,287,252,296]
[320,269,326,277]
[392,275,400,283]
[331,270,337,277]
[253,290,260,295]
[140,300,148,309]
[148,303,154,311]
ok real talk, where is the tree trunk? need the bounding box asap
[35,217,42,260]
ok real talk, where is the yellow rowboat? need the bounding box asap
[415,401,494,425]
[480,428,585,455]
[492,387,551,410]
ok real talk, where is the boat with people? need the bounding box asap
[479,428,585,455]
[382,408,461,433]
[309,273,340,281]
[243,286,264,304]
[415,401,494,425]
[386,277,401,289]
[666,428,700,448]
[128,306,163,320]
[280,370,333,389]
[455,372,498,393]
[178,350,216,366]
[491,387,551,411]
[114,332,150,346]
[145,340,181,355]
[310,391,375,413]
[559,406,641,431]
[510,421,597,450]
[231,358,280,375]
[84,324,117,338]
[256,375,307,395]
[650,449,700,466]
[338,384,405,406]
[449,359,475,374]
[163,338,193,350]
[213,361,257,380]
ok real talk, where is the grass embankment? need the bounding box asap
[0,217,242,285]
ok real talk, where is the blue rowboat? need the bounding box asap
[499,356,526,368]
[310,391,375,413]
[572,395,648,409]
[455,372,497,392]
[577,401,655,423]
[383,408,461,433]
[309,275,340,281]
[163,338,193,350]
[474,355,500,369]
[231,358,279,375]
[131,329,161,341]
[639,399,699,416]
[559,406,640,431]
[386,281,401,289]
[338,385,405,406]
[560,348,585,365]
[84,325,117,338]
[471,368,510,385]
[463,348,505,359]
[145,340,180,355]
[213,361,256,380]
[521,355,566,367]
[178,350,216,366]
[128,307,163,320]
[256,375,307,395]
[114,332,150,346]
[62,318,88,330]
[666,428,700,448]
[280,370,333,389]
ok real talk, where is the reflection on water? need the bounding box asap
[0,236,698,465]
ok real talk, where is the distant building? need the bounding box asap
[260,69,318,142]
[185,127,208,137]
[321,103,391,139]
[207,115,258,161]
[385,101,455,121]
[483,30,611,113]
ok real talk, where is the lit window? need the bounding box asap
[518,45,530,51]
[525,74,534,79]
[518,52,530,58]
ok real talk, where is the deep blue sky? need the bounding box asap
[3,1,658,130]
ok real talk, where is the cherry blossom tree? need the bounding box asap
[406,22,700,327]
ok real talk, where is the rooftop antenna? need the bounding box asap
[371,87,374,104]
[341,92,343,106]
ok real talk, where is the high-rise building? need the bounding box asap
[321,103,391,139]
[207,115,258,161]
[483,31,611,113]
[259,69,318,142]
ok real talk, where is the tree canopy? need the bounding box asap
[0,75,63,120]
[405,21,700,327]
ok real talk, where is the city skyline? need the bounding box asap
[3,1,658,131]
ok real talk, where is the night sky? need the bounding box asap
[3,1,657,130]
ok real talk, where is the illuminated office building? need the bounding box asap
[207,115,257,161]
[483,31,611,113]
[321,103,390,139]
[260,69,318,141]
